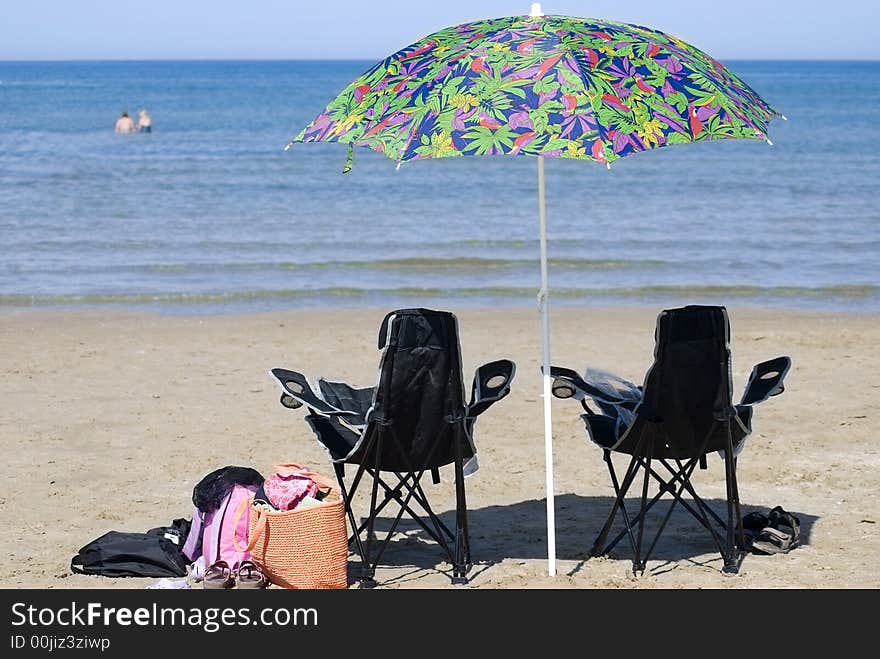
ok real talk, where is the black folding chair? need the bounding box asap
[271,308,515,585]
[550,305,790,574]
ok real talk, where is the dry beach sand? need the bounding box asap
[1,306,878,589]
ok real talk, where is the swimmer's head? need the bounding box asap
[121,111,129,118]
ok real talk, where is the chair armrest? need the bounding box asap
[740,356,792,406]
[270,368,349,415]
[548,365,616,402]
[467,359,516,418]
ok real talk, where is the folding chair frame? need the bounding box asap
[591,418,747,575]
[329,417,473,587]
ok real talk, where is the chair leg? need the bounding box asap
[722,453,738,574]
[451,424,471,585]
[722,423,745,574]
[632,438,654,575]
[333,429,381,587]
[591,452,620,556]
[592,441,644,557]
[359,428,385,586]
[333,462,367,568]
[731,456,746,551]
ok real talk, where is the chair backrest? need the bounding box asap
[619,305,733,457]
[366,308,469,471]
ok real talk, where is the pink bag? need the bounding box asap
[263,463,319,511]
[200,483,259,570]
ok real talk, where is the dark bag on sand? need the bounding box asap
[192,466,264,513]
[71,519,191,578]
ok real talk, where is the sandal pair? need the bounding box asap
[203,560,269,589]
[743,506,801,555]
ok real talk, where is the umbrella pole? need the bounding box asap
[537,155,557,577]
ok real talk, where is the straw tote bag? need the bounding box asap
[233,464,348,589]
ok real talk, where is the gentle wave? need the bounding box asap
[3,284,876,307]
[139,257,667,272]
[6,237,880,252]
[0,257,669,276]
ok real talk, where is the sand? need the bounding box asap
[1,305,878,589]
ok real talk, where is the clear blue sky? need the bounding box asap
[1,0,877,60]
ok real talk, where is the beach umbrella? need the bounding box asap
[286,3,781,576]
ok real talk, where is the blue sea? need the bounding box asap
[1,60,878,313]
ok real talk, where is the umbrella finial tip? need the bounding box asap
[529,2,544,17]
[766,139,774,146]
[781,114,788,121]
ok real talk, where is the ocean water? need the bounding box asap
[0,60,878,313]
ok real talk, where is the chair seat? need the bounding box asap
[317,380,375,426]
[583,405,754,455]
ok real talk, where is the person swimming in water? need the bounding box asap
[115,111,135,134]
[137,109,152,133]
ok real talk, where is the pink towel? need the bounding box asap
[263,468,319,511]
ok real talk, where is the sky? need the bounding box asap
[1,0,877,61]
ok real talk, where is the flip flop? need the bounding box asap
[235,560,269,589]
[203,560,235,589]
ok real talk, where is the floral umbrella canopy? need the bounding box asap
[288,5,781,577]
[292,10,779,164]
